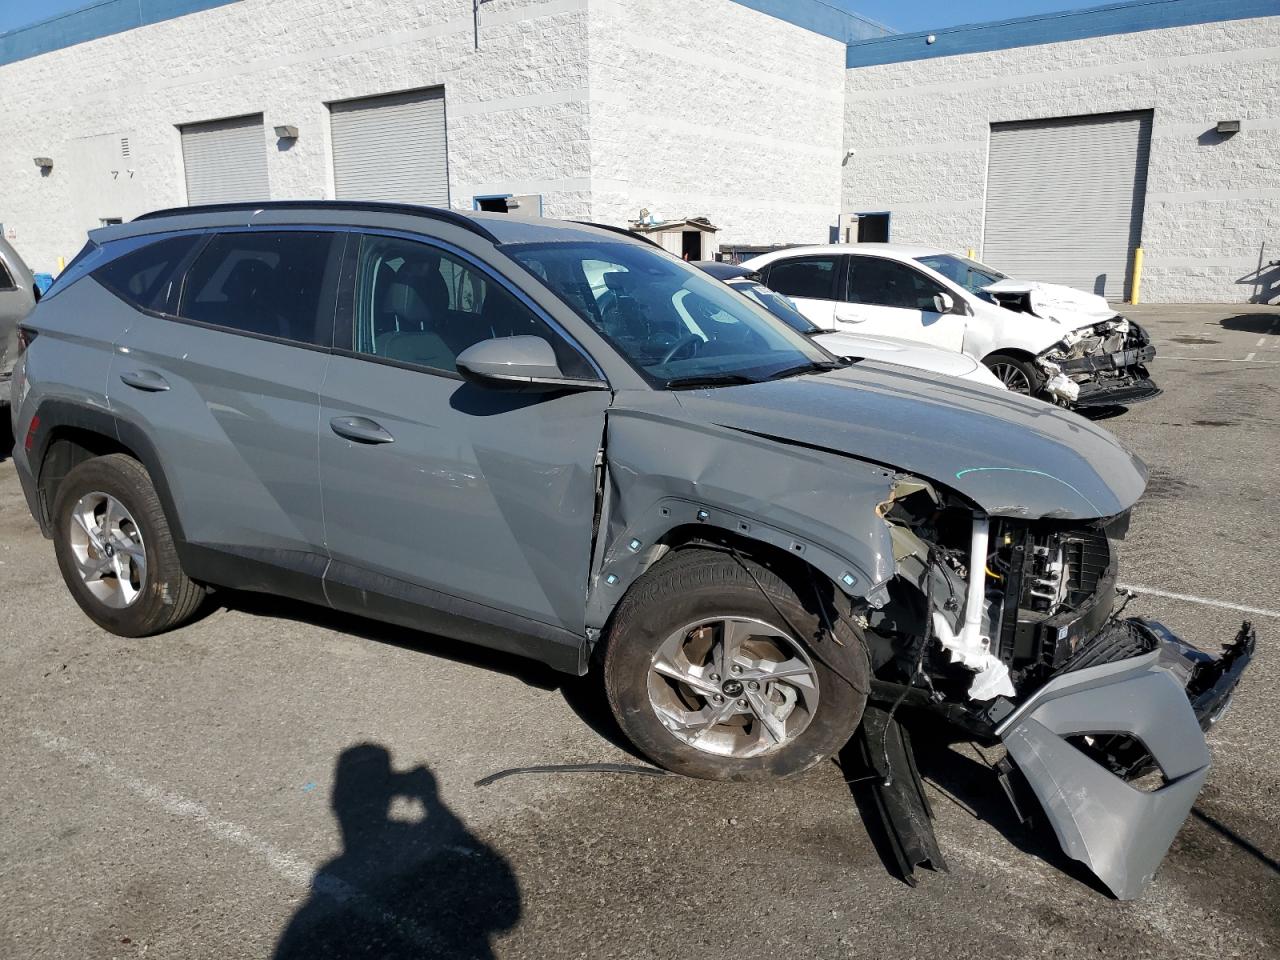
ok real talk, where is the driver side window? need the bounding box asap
[845,256,947,312]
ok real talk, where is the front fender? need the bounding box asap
[585,407,899,632]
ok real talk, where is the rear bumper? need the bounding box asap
[996,618,1255,900]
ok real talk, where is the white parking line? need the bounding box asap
[1244,352,1257,361]
[30,730,441,951]
[1160,356,1280,363]
[1258,337,1268,347]
[1118,584,1280,619]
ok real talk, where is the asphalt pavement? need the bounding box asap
[1,303,1276,959]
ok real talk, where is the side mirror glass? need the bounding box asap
[455,336,608,393]
[933,291,955,314]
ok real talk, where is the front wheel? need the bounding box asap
[982,352,1042,396]
[601,548,869,780]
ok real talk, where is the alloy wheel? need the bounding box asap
[989,361,1033,394]
[67,492,147,609]
[647,616,819,758]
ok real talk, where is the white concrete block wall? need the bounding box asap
[842,15,1280,302]
[0,0,594,273]
[586,0,847,248]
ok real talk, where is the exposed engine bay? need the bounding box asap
[851,476,1255,899]
[1036,317,1161,408]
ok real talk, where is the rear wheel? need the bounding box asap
[983,352,1041,396]
[52,454,204,637]
[602,548,869,780]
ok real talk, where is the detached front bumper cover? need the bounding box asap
[995,618,1255,900]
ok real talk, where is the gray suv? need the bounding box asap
[9,202,1252,899]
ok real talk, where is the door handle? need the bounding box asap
[834,307,866,324]
[119,370,170,392]
[330,416,395,445]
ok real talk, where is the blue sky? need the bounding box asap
[0,0,1093,36]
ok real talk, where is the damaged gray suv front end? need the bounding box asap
[584,359,1252,900]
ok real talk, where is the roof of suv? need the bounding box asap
[93,201,650,249]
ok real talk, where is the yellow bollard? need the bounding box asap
[56,255,65,273]
[966,248,976,260]
[1130,247,1143,304]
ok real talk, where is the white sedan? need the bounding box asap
[741,244,1159,409]
[695,262,1006,390]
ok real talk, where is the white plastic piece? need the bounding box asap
[930,515,1017,701]
[1044,372,1081,403]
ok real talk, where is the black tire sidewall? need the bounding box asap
[51,455,187,637]
[603,550,868,781]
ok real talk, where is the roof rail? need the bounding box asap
[570,220,662,248]
[134,200,499,243]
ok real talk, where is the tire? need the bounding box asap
[601,547,869,781]
[982,352,1042,396]
[51,453,204,637]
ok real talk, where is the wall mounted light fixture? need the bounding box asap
[1215,120,1241,134]
[274,125,299,140]
[33,156,53,170]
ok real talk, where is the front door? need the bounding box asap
[317,233,610,663]
[834,254,967,352]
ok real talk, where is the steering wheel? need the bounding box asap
[661,334,703,365]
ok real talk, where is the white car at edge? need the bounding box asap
[741,244,1159,409]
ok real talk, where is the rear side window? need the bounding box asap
[94,235,201,312]
[845,256,947,312]
[0,259,13,290]
[765,256,838,300]
[178,231,343,346]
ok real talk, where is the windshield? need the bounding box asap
[504,241,835,387]
[729,279,819,334]
[915,253,1006,295]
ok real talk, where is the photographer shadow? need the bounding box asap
[274,744,520,960]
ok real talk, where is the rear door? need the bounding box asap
[317,232,609,661]
[837,255,967,352]
[759,255,840,329]
[108,228,345,593]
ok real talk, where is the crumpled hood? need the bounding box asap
[982,278,1118,328]
[812,331,990,382]
[670,362,1148,520]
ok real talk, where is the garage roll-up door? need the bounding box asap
[180,114,269,206]
[329,88,449,205]
[983,111,1152,301]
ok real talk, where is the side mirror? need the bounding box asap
[933,292,955,314]
[455,336,608,392]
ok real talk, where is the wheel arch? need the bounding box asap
[584,497,891,640]
[27,400,184,544]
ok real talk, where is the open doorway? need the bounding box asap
[681,230,702,261]
[856,212,890,243]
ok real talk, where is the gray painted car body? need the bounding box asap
[9,203,1237,901]
[0,236,37,405]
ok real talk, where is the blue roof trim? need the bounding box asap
[0,0,238,66]
[846,0,1280,67]
[730,0,892,44]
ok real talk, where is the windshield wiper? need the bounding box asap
[663,372,759,390]
[764,359,849,381]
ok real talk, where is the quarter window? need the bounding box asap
[178,231,343,345]
[845,257,948,312]
[352,234,593,378]
[0,260,13,290]
[93,234,201,312]
[764,257,838,300]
